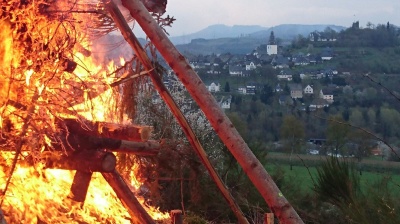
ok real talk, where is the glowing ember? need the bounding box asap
[0,0,168,222]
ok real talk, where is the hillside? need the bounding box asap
[173,24,346,55]
[176,37,265,55]
[250,24,345,40]
[170,24,269,45]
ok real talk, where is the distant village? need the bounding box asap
[164,31,344,111]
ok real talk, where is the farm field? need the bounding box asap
[265,153,400,193]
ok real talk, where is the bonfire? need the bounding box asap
[0,0,172,223]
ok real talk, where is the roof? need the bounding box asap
[229,65,244,72]
[310,98,329,106]
[288,83,303,91]
[321,88,334,95]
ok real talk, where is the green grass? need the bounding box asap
[266,164,318,192]
[265,161,400,194]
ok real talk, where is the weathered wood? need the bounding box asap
[44,151,116,172]
[61,132,160,155]
[69,171,92,203]
[102,170,156,224]
[103,1,250,223]
[170,210,183,224]
[264,213,274,224]
[120,1,303,223]
[115,140,160,155]
[0,132,160,156]
[60,118,153,142]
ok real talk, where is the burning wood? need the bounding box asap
[61,134,161,155]
[0,0,169,223]
[43,151,117,173]
[43,151,113,203]
[102,170,156,224]
[69,171,93,203]
[60,118,154,142]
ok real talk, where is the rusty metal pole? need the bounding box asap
[120,0,303,223]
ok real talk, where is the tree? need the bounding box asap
[332,77,346,86]
[259,84,273,105]
[324,26,337,40]
[349,108,364,127]
[326,116,350,156]
[348,129,372,174]
[280,115,305,170]
[292,74,301,83]
[291,34,308,49]
[224,81,230,92]
[227,112,248,141]
[366,21,374,29]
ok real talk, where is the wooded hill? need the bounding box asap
[196,21,400,159]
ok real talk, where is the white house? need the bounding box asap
[238,87,247,94]
[321,48,334,61]
[245,61,257,70]
[229,65,245,76]
[246,83,256,95]
[320,89,334,103]
[207,82,220,92]
[277,74,292,81]
[267,44,278,55]
[220,96,232,109]
[275,83,283,92]
[189,62,206,69]
[288,84,303,99]
[304,85,314,94]
[309,98,329,110]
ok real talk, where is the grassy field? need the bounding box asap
[265,153,400,194]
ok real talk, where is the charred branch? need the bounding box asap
[102,170,156,224]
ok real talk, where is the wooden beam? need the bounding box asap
[44,151,116,172]
[102,170,156,224]
[62,132,160,155]
[264,213,274,224]
[60,118,153,142]
[69,171,92,203]
[103,1,249,223]
[170,210,183,224]
[114,140,161,155]
[119,1,303,223]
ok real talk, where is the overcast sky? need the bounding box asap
[160,0,400,36]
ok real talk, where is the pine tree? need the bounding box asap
[224,81,230,92]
